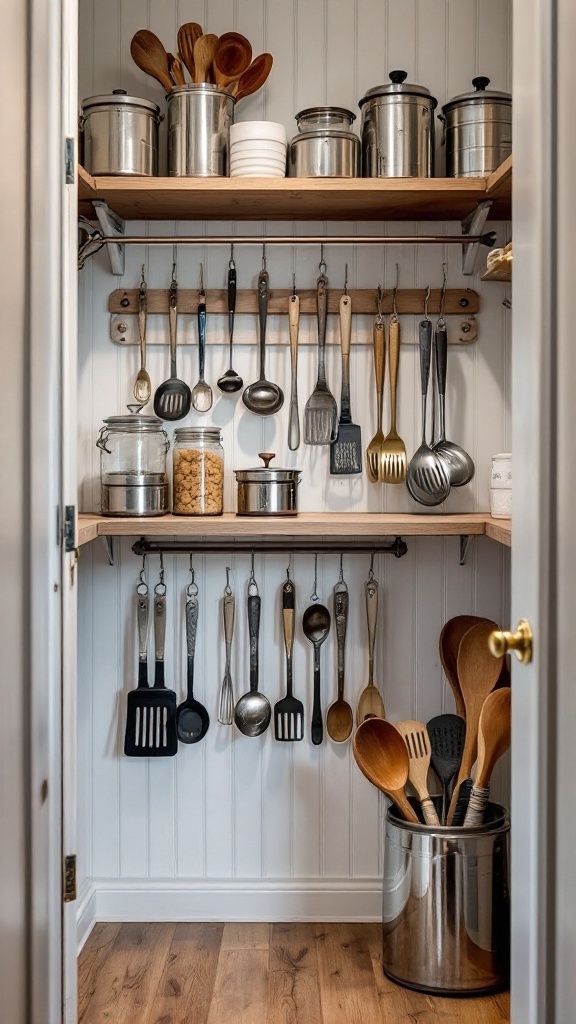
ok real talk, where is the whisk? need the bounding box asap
[218,572,235,725]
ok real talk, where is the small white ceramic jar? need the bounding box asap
[489,453,512,519]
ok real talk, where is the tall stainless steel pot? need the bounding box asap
[439,77,512,177]
[80,90,162,176]
[359,71,437,177]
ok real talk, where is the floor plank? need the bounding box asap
[144,923,224,1024]
[315,923,382,1024]
[79,922,175,1023]
[78,923,122,1023]
[268,923,322,1024]
[220,922,271,951]
[206,948,270,1024]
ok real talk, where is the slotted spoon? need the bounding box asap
[153,270,191,421]
[380,317,407,483]
[304,272,338,445]
[365,316,386,482]
[396,720,440,825]
[177,22,202,80]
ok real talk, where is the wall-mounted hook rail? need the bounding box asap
[131,537,409,558]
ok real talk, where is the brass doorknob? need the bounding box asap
[488,619,533,665]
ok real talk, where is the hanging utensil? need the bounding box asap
[213,32,252,90]
[153,261,191,420]
[396,720,440,825]
[406,289,451,506]
[177,22,203,81]
[133,266,151,405]
[234,564,271,736]
[432,277,475,485]
[191,264,213,413]
[229,53,274,101]
[193,33,219,84]
[274,575,304,741]
[427,713,466,824]
[439,615,499,718]
[356,564,385,723]
[176,570,210,743]
[330,271,362,474]
[380,270,407,483]
[446,621,504,824]
[287,278,300,451]
[125,567,177,756]
[326,566,353,742]
[217,251,243,394]
[463,687,511,827]
[353,717,420,824]
[218,569,236,725]
[242,251,284,416]
[304,256,338,445]
[130,29,174,93]
[302,603,330,746]
[365,302,386,482]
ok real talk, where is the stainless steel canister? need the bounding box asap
[101,473,169,516]
[80,91,162,176]
[440,77,512,177]
[382,801,510,995]
[359,71,437,177]
[288,129,360,178]
[97,414,169,517]
[167,84,236,177]
[235,453,301,516]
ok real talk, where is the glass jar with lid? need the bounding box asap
[96,413,169,517]
[173,427,224,516]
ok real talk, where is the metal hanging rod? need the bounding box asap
[96,233,496,247]
[131,537,409,558]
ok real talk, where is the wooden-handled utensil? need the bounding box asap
[274,578,304,741]
[446,621,504,823]
[356,574,385,723]
[213,32,252,89]
[353,718,420,824]
[439,615,497,718]
[167,52,186,86]
[396,720,440,825]
[330,291,362,474]
[193,33,219,83]
[229,52,273,101]
[463,687,511,826]
[130,29,174,93]
[326,579,353,742]
[177,22,203,81]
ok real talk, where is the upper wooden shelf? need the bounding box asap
[78,158,512,223]
[78,512,511,548]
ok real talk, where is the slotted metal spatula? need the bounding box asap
[274,578,304,740]
[124,588,177,757]
[304,270,338,445]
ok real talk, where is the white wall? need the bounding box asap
[77,0,511,926]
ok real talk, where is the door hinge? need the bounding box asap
[63,854,77,903]
[64,505,77,552]
[65,137,75,184]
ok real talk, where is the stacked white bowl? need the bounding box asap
[230,121,287,177]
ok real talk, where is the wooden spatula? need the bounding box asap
[177,22,203,80]
[130,29,174,93]
[193,33,219,83]
[396,721,440,825]
[446,621,503,824]
[463,688,511,826]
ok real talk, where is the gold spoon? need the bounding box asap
[133,266,151,405]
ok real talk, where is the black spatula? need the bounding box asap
[153,270,191,421]
[330,293,362,474]
[427,713,465,824]
[124,590,178,757]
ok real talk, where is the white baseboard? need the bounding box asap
[81,878,382,924]
[76,880,97,952]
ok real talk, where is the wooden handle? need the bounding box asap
[463,785,490,827]
[339,295,352,357]
[282,579,295,658]
[421,797,441,826]
[389,788,420,825]
[365,579,378,686]
[388,319,400,431]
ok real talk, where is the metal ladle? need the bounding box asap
[217,250,243,394]
[191,264,213,414]
[242,250,284,416]
[432,286,475,485]
[302,562,331,746]
[234,569,271,737]
[406,288,451,506]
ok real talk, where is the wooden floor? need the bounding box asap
[78,922,510,1024]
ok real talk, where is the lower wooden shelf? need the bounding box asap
[78,512,511,548]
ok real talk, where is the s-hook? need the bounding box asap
[187,554,198,598]
[248,551,259,596]
[391,263,399,323]
[137,554,148,596]
[310,553,319,603]
[225,566,232,596]
[155,552,166,596]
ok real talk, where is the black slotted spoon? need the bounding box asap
[274,577,304,741]
[153,266,191,421]
[427,713,465,824]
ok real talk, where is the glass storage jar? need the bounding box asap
[173,427,224,516]
[96,414,169,517]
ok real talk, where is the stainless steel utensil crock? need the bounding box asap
[80,90,162,176]
[167,83,235,177]
[439,77,512,177]
[101,472,169,516]
[359,71,437,177]
[382,800,510,995]
[235,453,301,516]
[288,128,360,177]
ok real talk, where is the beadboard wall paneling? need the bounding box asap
[76,0,512,910]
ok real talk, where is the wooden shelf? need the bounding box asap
[77,160,512,222]
[78,512,511,548]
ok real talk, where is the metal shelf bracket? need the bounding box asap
[462,200,495,275]
[100,535,115,566]
[459,535,474,566]
[93,201,126,276]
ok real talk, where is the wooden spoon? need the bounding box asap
[396,721,440,825]
[177,22,203,80]
[130,29,174,93]
[193,33,219,84]
[439,615,492,717]
[167,52,186,86]
[353,718,419,824]
[213,32,252,89]
[356,577,385,724]
[446,621,504,824]
[230,52,273,101]
[463,687,511,827]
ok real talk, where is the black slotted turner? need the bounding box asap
[426,713,465,824]
[124,588,178,757]
[274,578,304,740]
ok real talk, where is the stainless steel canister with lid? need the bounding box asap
[167,84,236,176]
[96,414,169,516]
[288,106,360,177]
[359,71,437,177]
[80,91,162,176]
[235,453,301,516]
[439,77,512,177]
